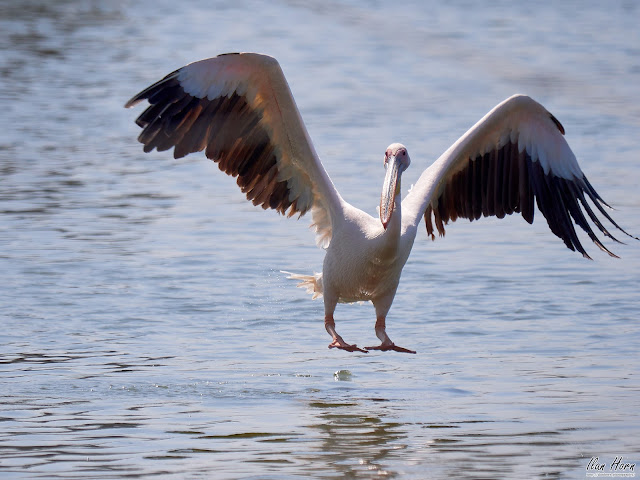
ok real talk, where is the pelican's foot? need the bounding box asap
[328,338,369,353]
[325,316,368,353]
[365,342,416,354]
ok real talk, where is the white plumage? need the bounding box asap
[126,53,635,354]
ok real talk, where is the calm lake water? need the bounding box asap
[1,1,639,478]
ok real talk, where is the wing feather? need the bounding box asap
[403,94,636,258]
[126,53,341,248]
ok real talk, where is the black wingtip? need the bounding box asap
[124,69,182,109]
[549,113,565,135]
[582,176,639,243]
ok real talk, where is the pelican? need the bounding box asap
[125,53,635,354]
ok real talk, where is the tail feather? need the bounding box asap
[281,271,323,299]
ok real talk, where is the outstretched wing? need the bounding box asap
[402,94,635,258]
[125,53,341,248]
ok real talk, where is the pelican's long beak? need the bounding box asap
[380,154,401,229]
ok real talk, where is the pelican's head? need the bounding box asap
[380,143,410,229]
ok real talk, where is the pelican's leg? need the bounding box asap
[324,294,367,353]
[325,315,368,353]
[365,317,416,354]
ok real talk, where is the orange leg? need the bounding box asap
[365,317,416,354]
[325,315,368,353]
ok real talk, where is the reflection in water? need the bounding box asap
[304,399,407,478]
[299,401,588,479]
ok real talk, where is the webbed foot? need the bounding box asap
[365,342,416,354]
[328,338,368,353]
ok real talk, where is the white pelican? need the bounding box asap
[125,53,635,354]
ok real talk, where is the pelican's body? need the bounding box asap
[126,53,634,353]
[325,197,407,303]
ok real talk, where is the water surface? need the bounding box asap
[1,1,639,478]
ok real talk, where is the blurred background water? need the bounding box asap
[1,0,639,478]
